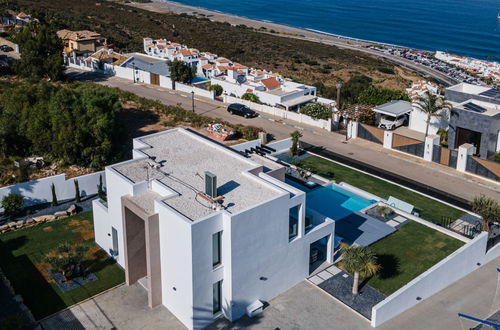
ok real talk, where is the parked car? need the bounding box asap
[227,103,258,118]
[0,45,13,52]
[378,114,408,130]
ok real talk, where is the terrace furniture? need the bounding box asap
[387,196,415,215]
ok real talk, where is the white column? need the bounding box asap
[326,234,334,263]
[457,143,474,172]
[298,203,305,238]
[424,135,440,162]
[383,131,393,149]
[347,121,358,139]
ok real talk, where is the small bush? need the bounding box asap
[241,92,261,104]
[378,67,395,75]
[300,103,331,120]
[238,126,262,140]
[208,84,223,96]
[1,193,24,215]
[494,152,500,164]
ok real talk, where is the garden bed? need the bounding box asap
[0,211,124,320]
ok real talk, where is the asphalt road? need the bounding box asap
[67,69,499,203]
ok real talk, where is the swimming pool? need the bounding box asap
[190,76,209,84]
[306,184,376,221]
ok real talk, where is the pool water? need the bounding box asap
[306,184,376,221]
[191,76,209,84]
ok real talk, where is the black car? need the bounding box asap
[227,103,258,118]
[0,45,13,52]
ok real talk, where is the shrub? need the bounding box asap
[376,205,393,218]
[44,242,88,281]
[241,93,261,104]
[1,193,24,215]
[300,103,331,120]
[494,152,500,164]
[239,126,262,140]
[358,85,410,106]
[208,84,223,96]
[378,67,395,74]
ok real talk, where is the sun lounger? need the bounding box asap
[387,196,415,215]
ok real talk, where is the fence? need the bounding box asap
[466,156,500,182]
[0,172,105,212]
[223,95,332,131]
[392,133,425,157]
[358,123,384,144]
[440,216,481,239]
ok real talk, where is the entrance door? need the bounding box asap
[456,127,481,156]
[150,73,160,85]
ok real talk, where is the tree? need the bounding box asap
[341,243,380,295]
[51,183,58,206]
[208,84,223,96]
[12,22,64,81]
[1,193,24,215]
[241,92,261,104]
[169,59,196,85]
[300,103,331,120]
[358,85,410,106]
[289,130,302,156]
[74,179,81,203]
[413,92,452,138]
[472,195,500,233]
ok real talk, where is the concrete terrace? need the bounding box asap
[112,129,282,220]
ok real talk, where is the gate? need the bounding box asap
[150,73,160,85]
[466,156,500,182]
[358,124,384,144]
[392,134,425,157]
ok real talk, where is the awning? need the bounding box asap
[281,95,317,108]
[373,100,412,117]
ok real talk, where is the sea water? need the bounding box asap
[167,0,500,61]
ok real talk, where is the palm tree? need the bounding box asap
[413,92,452,138]
[289,130,303,156]
[472,195,500,233]
[341,243,380,295]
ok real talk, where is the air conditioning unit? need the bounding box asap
[205,171,217,198]
[246,300,264,318]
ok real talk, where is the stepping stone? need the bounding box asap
[326,266,342,275]
[386,220,400,227]
[317,271,333,281]
[393,215,407,223]
[309,275,324,285]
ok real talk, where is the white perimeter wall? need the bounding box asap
[175,82,216,100]
[371,232,491,327]
[223,95,331,131]
[0,171,105,212]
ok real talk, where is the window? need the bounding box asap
[213,280,222,314]
[289,206,300,240]
[212,231,222,268]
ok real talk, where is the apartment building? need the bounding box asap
[92,128,335,330]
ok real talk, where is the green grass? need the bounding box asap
[363,221,464,295]
[0,212,124,320]
[294,156,465,224]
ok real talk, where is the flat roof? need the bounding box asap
[446,83,491,96]
[455,100,500,117]
[373,100,412,117]
[112,129,282,221]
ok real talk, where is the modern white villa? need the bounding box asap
[92,128,335,330]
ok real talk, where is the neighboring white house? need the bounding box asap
[92,128,335,330]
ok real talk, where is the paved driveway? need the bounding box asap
[40,283,185,330]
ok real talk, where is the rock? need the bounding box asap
[54,211,68,218]
[0,224,8,231]
[66,204,77,214]
[25,218,35,225]
[8,222,17,228]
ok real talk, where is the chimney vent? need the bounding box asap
[205,171,217,198]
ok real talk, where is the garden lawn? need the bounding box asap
[0,211,124,320]
[294,156,465,224]
[363,221,464,295]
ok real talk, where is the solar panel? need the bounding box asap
[463,102,487,113]
[479,88,500,98]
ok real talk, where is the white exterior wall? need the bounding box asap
[156,201,195,329]
[175,82,216,100]
[0,171,105,212]
[371,232,489,327]
[408,107,449,135]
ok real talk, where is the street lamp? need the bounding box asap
[191,91,195,113]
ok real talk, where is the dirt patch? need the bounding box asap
[120,103,169,138]
[42,226,53,232]
[35,262,54,283]
[87,246,107,260]
[68,219,94,242]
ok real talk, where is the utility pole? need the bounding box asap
[191,90,195,113]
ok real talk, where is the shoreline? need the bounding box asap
[128,0,460,86]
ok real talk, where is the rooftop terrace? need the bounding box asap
[112,129,282,221]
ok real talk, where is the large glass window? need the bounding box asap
[212,231,222,268]
[213,280,222,314]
